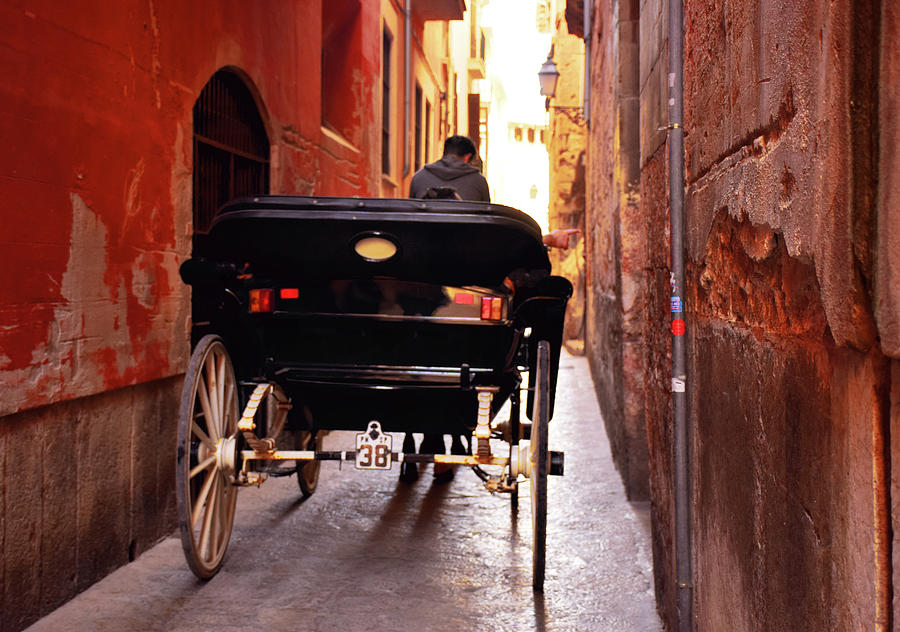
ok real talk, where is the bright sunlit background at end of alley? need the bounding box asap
[479,0,552,233]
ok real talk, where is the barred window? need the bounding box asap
[192,69,269,241]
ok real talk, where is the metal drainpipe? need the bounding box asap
[403,0,412,178]
[667,0,692,630]
[583,0,591,127]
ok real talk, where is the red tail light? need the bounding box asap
[280,288,299,299]
[480,296,503,321]
[249,288,274,313]
[491,296,503,320]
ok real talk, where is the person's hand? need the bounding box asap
[542,228,580,249]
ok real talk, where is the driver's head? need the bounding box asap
[443,135,478,163]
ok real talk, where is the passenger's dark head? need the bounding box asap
[422,187,462,200]
[443,135,477,159]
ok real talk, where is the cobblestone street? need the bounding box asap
[27,351,661,632]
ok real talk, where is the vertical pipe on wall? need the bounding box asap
[667,0,692,630]
[583,0,591,127]
[403,0,412,177]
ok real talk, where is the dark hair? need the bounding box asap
[422,186,462,200]
[443,135,477,158]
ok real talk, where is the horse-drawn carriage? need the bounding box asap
[176,196,571,590]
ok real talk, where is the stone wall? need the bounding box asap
[547,12,587,346]
[581,0,653,502]
[578,0,900,628]
[0,378,180,631]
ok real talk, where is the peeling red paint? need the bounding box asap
[0,1,385,417]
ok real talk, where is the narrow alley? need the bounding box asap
[25,352,661,632]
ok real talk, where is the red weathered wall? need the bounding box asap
[0,1,382,420]
[0,2,382,629]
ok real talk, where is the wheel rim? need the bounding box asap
[530,340,550,591]
[177,336,239,579]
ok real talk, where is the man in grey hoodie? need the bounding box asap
[409,135,490,202]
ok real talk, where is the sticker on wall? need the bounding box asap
[672,378,685,393]
[671,318,686,336]
[670,296,682,312]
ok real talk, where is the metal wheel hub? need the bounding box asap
[510,441,532,478]
[216,435,239,480]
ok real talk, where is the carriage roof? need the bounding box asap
[196,195,551,287]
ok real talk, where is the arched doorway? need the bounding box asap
[192,69,270,248]
[190,70,270,347]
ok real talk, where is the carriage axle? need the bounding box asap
[230,447,563,484]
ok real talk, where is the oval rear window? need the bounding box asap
[353,236,398,262]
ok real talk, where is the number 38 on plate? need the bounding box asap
[355,421,393,470]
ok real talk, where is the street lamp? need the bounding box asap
[538,52,559,98]
[538,49,585,125]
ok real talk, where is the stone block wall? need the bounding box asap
[0,378,180,631]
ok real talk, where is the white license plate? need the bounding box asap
[355,421,393,470]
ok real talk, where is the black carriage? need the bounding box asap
[177,195,571,590]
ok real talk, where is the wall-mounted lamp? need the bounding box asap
[538,52,559,98]
[537,49,585,125]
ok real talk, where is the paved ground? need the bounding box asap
[27,352,662,631]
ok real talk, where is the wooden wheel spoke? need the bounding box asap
[197,373,219,443]
[191,468,217,528]
[190,454,217,479]
[215,354,226,439]
[204,355,220,434]
[213,474,229,558]
[199,474,219,558]
[191,422,215,451]
[224,379,236,434]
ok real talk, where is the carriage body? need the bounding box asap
[184,195,571,436]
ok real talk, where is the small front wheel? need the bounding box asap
[176,335,239,579]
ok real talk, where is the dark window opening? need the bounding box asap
[452,73,458,133]
[382,26,393,175]
[467,93,480,150]
[425,100,432,164]
[193,69,269,246]
[414,83,423,171]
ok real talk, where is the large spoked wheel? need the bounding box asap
[296,431,322,498]
[176,334,239,580]
[531,340,551,591]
